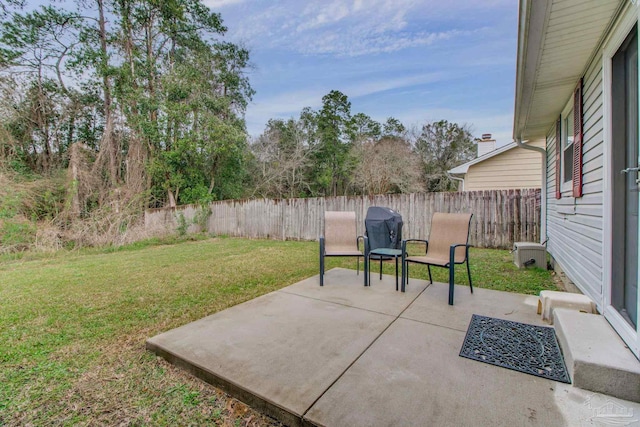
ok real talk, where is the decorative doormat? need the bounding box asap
[459,314,571,383]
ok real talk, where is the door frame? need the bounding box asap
[602,4,640,358]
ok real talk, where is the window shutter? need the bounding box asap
[555,117,561,199]
[572,78,584,198]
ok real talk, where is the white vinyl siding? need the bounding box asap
[546,54,605,308]
[464,141,544,191]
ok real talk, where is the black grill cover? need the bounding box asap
[365,206,403,251]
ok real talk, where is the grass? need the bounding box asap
[0,237,558,426]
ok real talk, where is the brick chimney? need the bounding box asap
[477,133,496,157]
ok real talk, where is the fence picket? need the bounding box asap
[144,189,541,249]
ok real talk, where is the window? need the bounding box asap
[555,79,583,199]
[562,105,575,186]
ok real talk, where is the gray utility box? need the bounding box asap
[513,242,547,269]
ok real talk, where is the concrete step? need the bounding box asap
[554,309,640,403]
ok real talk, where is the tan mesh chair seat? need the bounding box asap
[319,211,366,286]
[401,212,473,305]
[404,255,449,267]
[325,248,364,256]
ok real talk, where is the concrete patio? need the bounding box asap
[146,268,640,426]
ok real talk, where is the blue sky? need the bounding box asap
[203,0,518,145]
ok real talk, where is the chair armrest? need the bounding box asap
[449,243,472,264]
[404,239,429,244]
[402,239,429,255]
[449,243,472,249]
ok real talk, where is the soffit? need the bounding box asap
[514,0,624,141]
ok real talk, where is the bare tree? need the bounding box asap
[350,137,424,195]
[250,118,315,198]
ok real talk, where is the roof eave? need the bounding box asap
[513,0,551,142]
[513,0,624,142]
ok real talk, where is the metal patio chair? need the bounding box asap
[402,212,473,305]
[319,211,367,286]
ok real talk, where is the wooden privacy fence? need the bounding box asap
[144,189,541,249]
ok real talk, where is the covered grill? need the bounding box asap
[365,206,403,251]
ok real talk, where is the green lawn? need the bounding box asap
[0,237,558,426]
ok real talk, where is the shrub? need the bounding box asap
[193,205,211,232]
[176,212,188,236]
[0,217,36,252]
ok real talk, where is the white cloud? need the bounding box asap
[252,72,445,116]
[299,29,462,57]
[221,0,475,57]
[347,73,445,98]
[203,0,246,8]
[296,2,351,32]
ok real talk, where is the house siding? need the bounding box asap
[546,53,605,307]
[464,140,545,191]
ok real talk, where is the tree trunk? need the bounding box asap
[36,77,51,172]
[145,12,158,149]
[68,143,82,218]
[119,0,148,201]
[92,0,118,186]
[167,188,177,208]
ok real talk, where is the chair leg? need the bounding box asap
[466,260,473,293]
[405,263,409,287]
[364,238,369,286]
[319,238,324,286]
[448,264,455,305]
[395,256,399,291]
[367,255,370,287]
[448,247,456,305]
[357,256,360,275]
[427,265,433,285]
[403,261,407,291]
[401,241,407,292]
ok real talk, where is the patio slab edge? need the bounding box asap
[146,339,304,427]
